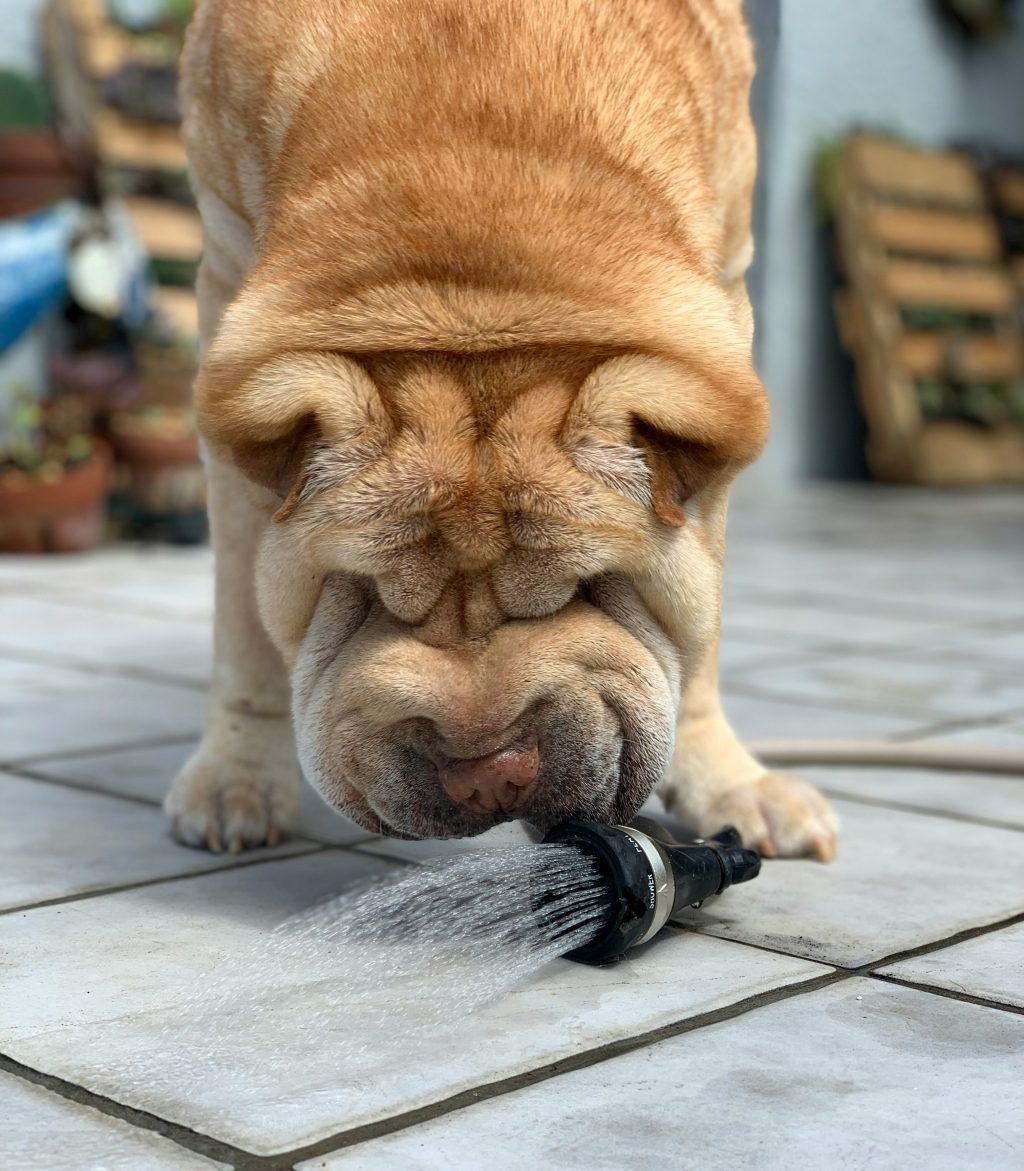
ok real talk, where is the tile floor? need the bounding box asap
[1,484,1022,1170]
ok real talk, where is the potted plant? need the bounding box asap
[0,391,111,553]
[0,69,82,218]
[108,404,207,542]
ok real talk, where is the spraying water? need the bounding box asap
[71,824,758,1138]
[82,845,608,1107]
[263,842,609,1032]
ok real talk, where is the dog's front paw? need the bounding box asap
[699,772,839,862]
[164,739,301,853]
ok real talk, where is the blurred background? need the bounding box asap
[2,0,1024,552]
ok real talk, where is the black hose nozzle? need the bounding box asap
[541,816,761,965]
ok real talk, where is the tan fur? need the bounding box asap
[166,0,837,859]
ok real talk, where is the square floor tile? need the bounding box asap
[0,546,211,585]
[300,980,1024,1171]
[0,660,205,763]
[0,853,826,1155]
[27,740,374,846]
[0,597,210,686]
[800,765,1024,830]
[0,771,316,910]
[35,574,213,622]
[721,597,968,654]
[732,653,1024,722]
[0,1072,225,1171]
[878,920,1024,1010]
[719,690,928,742]
[688,798,1024,966]
[0,552,213,620]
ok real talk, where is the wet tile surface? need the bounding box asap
[0,770,316,911]
[0,1072,225,1170]
[0,853,825,1155]
[879,920,1024,1009]
[688,799,1024,966]
[300,980,1024,1171]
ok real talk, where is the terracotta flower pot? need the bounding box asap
[111,418,201,468]
[0,440,111,554]
[109,411,206,540]
[0,131,72,176]
[0,131,82,217]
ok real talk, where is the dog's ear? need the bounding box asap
[563,354,769,526]
[195,351,393,518]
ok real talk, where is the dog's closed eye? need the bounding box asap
[567,436,653,508]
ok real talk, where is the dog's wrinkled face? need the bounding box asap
[208,347,767,838]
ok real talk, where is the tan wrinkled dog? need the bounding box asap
[168,0,838,859]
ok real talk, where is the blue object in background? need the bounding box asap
[0,203,80,355]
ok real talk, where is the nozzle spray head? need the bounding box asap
[541,816,761,965]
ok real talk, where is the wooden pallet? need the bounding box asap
[832,135,1024,485]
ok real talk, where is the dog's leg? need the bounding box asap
[164,457,301,851]
[658,642,839,861]
[164,250,301,852]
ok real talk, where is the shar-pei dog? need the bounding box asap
[166,0,838,861]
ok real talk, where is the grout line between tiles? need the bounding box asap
[3,764,382,852]
[239,910,1024,1166]
[0,586,212,623]
[230,967,851,1169]
[0,1051,259,1170]
[2,732,201,771]
[0,644,210,693]
[0,844,334,919]
[889,712,1024,745]
[687,906,1024,978]
[729,586,1024,629]
[725,678,1024,731]
[4,764,165,809]
[2,872,1021,1167]
[813,786,1024,832]
[869,973,1024,1017]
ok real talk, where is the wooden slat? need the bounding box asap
[93,109,188,172]
[911,422,1024,485]
[64,0,106,33]
[864,206,1000,261]
[81,28,134,78]
[848,136,985,209]
[993,170,1024,217]
[893,333,1024,380]
[880,260,1016,314]
[123,197,202,261]
[833,289,922,442]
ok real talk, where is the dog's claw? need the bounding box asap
[164,749,300,855]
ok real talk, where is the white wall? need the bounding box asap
[0,0,47,74]
[754,0,1024,482]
